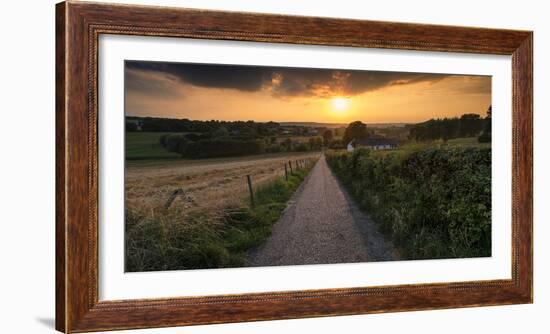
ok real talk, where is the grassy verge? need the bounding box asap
[327,147,491,260]
[125,164,314,272]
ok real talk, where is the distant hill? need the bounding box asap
[366,123,411,128]
[279,122,345,128]
[126,116,410,129]
[279,122,410,128]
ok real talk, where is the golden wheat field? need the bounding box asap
[125,151,321,217]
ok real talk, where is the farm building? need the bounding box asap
[347,137,398,152]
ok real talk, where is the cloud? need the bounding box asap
[411,75,491,96]
[270,70,451,98]
[125,67,184,98]
[125,61,489,99]
[126,61,269,93]
[446,75,492,94]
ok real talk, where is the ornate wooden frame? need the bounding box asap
[56,1,533,332]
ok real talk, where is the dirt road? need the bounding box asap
[247,155,397,266]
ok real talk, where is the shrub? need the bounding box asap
[329,139,345,149]
[184,139,265,159]
[478,131,491,143]
[265,144,282,153]
[293,142,309,152]
[159,134,187,154]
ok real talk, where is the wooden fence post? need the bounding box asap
[164,188,185,210]
[246,174,255,207]
[289,160,293,174]
[284,163,288,181]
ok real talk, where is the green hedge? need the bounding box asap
[159,135,265,159]
[159,134,323,159]
[326,147,491,260]
[184,139,265,159]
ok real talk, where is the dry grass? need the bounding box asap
[125,151,321,217]
[125,152,320,271]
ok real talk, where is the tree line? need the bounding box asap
[408,107,491,143]
[159,133,324,159]
[127,116,303,137]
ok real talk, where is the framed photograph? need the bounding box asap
[56,1,532,332]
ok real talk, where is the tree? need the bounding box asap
[409,113,485,142]
[441,118,459,142]
[343,121,368,144]
[126,122,138,132]
[322,129,333,146]
[159,134,188,155]
[478,106,492,143]
[212,125,229,138]
[281,138,292,151]
[329,139,345,149]
[308,137,323,150]
[459,113,483,137]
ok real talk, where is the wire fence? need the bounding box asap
[163,155,321,210]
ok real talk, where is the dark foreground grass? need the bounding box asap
[125,166,313,272]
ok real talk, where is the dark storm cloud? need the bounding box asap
[126,61,270,93]
[271,70,450,98]
[125,60,487,98]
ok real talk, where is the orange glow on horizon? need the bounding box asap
[125,69,491,124]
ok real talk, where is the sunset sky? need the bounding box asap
[125,61,491,124]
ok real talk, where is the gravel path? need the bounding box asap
[247,155,397,267]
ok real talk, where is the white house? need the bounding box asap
[347,140,355,152]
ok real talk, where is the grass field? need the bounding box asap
[126,132,180,160]
[445,137,491,148]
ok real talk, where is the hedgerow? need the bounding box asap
[326,147,491,260]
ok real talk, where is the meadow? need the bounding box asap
[364,137,490,159]
[126,132,181,160]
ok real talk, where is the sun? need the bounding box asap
[332,97,350,111]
